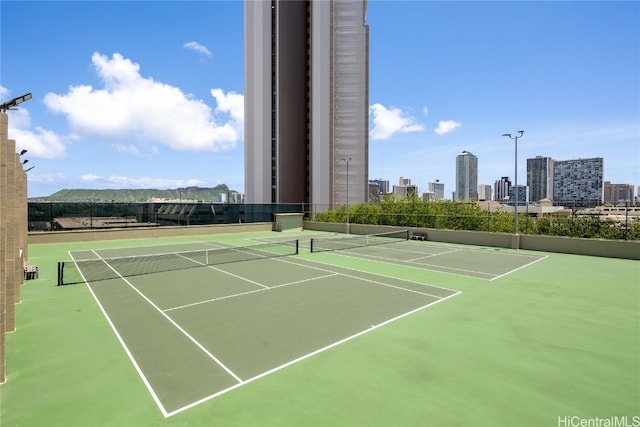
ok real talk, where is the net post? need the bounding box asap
[405,229,410,240]
[310,238,314,253]
[57,262,63,286]
[295,239,299,255]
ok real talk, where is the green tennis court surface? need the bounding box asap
[2,230,638,427]
[64,240,459,416]
[306,234,547,280]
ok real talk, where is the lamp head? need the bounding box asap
[19,149,27,155]
[518,130,524,136]
[0,92,32,112]
[502,133,512,138]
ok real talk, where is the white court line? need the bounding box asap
[175,252,270,289]
[321,250,498,280]
[399,240,546,260]
[383,245,462,257]
[71,250,170,418]
[164,273,339,312]
[279,254,460,294]
[165,290,461,418]
[490,254,549,281]
[90,251,244,384]
[84,242,223,259]
[405,248,464,262]
[273,257,454,299]
[348,245,548,281]
[77,247,461,418]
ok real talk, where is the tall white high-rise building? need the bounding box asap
[455,151,478,201]
[244,0,370,210]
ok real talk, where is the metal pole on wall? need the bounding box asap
[502,131,524,234]
[340,157,351,234]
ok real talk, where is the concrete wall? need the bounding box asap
[26,220,639,260]
[27,223,273,245]
[303,221,640,260]
[519,234,639,259]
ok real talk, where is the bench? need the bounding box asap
[411,231,427,241]
[24,265,39,280]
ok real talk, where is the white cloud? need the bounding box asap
[7,108,68,159]
[370,103,424,140]
[0,85,9,100]
[79,174,205,189]
[114,144,145,157]
[81,173,100,181]
[184,41,213,58]
[26,172,66,183]
[434,120,462,135]
[43,52,243,152]
[210,88,244,141]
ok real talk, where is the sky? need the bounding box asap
[1,0,638,199]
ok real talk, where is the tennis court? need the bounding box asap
[3,229,638,427]
[60,238,459,417]
[270,231,548,280]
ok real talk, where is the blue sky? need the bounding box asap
[1,0,638,199]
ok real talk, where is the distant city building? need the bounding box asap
[428,179,445,200]
[508,185,528,205]
[455,151,478,201]
[393,176,417,198]
[230,192,243,203]
[422,191,436,201]
[244,0,369,210]
[371,178,390,194]
[368,181,381,202]
[527,156,554,202]
[393,184,418,198]
[494,177,511,202]
[553,158,604,206]
[478,184,492,201]
[603,181,634,203]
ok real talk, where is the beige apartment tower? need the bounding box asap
[244,0,369,210]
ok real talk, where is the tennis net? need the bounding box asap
[310,230,409,253]
[57,240,299,286]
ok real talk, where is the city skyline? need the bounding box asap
[375,153,620,203]
[1,1,638,198]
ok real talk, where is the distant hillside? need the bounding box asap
[36,185,237,203]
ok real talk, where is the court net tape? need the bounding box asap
[57,240,299,286]
[310,230,409,253]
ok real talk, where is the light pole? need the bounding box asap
[502,130,524,234]
[340,157,351,234]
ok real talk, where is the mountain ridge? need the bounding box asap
[31,185,238,202]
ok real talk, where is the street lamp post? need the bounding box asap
[502,131,524,234]
[340,157,351,234]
